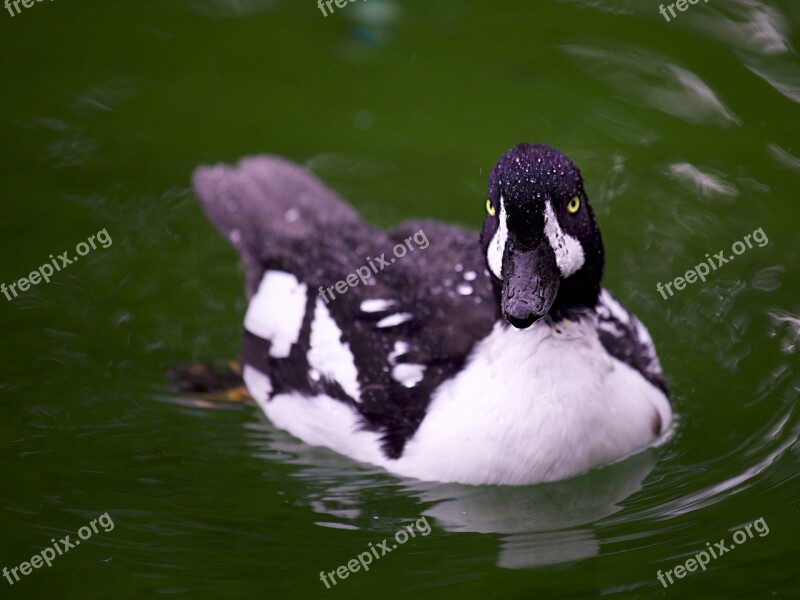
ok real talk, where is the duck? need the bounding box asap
[191,143,672,486]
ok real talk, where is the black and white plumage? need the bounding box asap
[192,144,672,485]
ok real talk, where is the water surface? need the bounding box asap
[1,0,798,598]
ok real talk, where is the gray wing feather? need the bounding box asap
[192,155,368,296]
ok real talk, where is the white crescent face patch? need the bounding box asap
[544,200,585,277]
[486,197,508,279]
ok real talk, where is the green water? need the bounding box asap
[1,0,799,598]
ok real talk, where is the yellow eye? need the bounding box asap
[567,196,581,214]
[486,199,496,217]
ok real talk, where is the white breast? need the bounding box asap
[392,316,672,485]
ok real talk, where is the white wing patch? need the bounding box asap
[544,201,585,278]
[263,392,388,467]
[388,341,409,364]
[392,364,426,388]
[307,298,361,402]
[360,299,397,313]
[243,364,273,403]
[376,313,413,328]
[487,197,508,279]
[599,289,631,324]
[599,290,663,374]
[387,340,424,387]
[244,271,308,358]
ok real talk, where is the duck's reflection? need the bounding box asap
[249,422,657,569]
[406,452,656,567]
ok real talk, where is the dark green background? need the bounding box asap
[1,0,798,598]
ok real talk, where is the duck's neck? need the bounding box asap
[549,272,603,319]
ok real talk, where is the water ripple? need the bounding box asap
[690,0,792,55]
[563,44,741,126]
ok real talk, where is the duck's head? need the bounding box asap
[480,143,605,329]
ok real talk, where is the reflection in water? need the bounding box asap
[666,163,739,199]
[744,56,800,104]
[241,330,798,571]
[563,44,741,126]
[644,417,797,520]
[190,0,276,19]
[407,452,658,568]
[768,310,800,355]
[248,420,659,568]
[559,0,792,57]
[689,0,792,55]
[769,143,800,174]
[345,0,400,48]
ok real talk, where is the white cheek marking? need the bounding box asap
[487,198,508,279]
[307,298,361,402]
[243,364,273,403]
[544,201,585,277]
[245,271,308,358]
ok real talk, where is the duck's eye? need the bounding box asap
[567,196,581,214]
[486,199,496,217]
